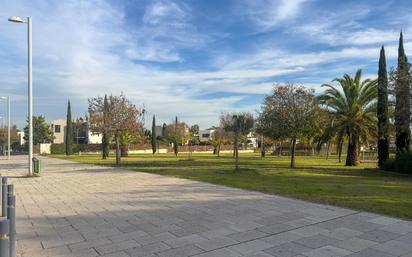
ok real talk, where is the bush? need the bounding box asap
[51,143,66,154]
[382,153,412,174]
[51,143,85,154]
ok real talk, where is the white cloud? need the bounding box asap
[239,0,308,30]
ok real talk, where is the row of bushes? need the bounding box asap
[382,153,412,173]
[51,144,87,154]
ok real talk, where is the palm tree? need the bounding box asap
[318,69,377,166]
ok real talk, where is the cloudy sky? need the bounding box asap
[0,0,411,129]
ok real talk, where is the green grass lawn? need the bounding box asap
[54,152,412,219]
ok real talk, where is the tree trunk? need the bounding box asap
[173,141,178,156]
[188,141,192,160]
[120,144,128,157]
[235,133,239,170]
[115,134,121,165]
[345,134,359,166]
[290,137,297,168]
[278,143,283,157]
[217,144,221,157]
[261,136,265,159]
[338,139,343,163]
[326,141,331,160]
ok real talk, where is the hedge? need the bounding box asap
[382,152,412,174]
[51,143,87,154]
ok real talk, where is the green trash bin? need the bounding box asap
[32,157,41,174]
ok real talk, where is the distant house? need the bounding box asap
[17,131,25,145]
[154,125,164,138]
[51,118,102,144]
[199,129,215,142]
[51,119,66,144]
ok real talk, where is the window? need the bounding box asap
[55,125,61,133]
[202,133,210,138]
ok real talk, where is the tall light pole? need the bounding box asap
[0,96,11,160]
[8,16,32,175]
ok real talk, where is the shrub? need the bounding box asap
[51,143,85,154]
[51,143,66,154]
[382,153,412,174]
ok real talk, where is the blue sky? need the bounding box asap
[0,0,411,129]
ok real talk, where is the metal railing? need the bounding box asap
[0,177,16,257]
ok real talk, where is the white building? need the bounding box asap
[51,119,66,144]
[51,119,102,144]
[87,131,102,144]
[17,131,25,145]
[199,129,215,142]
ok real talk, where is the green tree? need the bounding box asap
[0,125,18,153]
[221,112,254,170]
[151,115,157,154]
[24,115,54,145]
[189,124,200,144]
[209,127,230,157]
[258,84,318,168]
[65,100,73,155]
[395,32,411,155]
[102,94,110,159]
[377,46,390,166]
[319,69,377,166]
[164,117,189,156]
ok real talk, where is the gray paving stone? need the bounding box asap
[194,236,238,251]
[371,239,412,256]
[303,245,352,257]
[264,242,312,257]
[228,239,274,255]
[156,244,204,257]
[228,229,269,242]
[192,248,241,257]
[125,242,171,256]
[332,237,377,252]
[294,234,341,249]
[358,229,401,243]
[345,248,397,257]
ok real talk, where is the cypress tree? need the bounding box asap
[65,100,73,155]
[395,32,411,156]
[377,46,390,166]
[102,94,110,159]
[174,116,178,156]
[151,115,157,154]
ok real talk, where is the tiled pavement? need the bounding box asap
[1,155,412,257]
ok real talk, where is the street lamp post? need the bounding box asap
[8,16,32,175]
[0,96,11,160]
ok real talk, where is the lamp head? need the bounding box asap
[8,16,25,23]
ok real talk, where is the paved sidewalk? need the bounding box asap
[1,155,412,257]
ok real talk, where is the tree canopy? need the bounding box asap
[257,83,318,168]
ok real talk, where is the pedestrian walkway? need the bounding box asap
[1,155,412,257]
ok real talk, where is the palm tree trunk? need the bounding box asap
[345,133,359,166]
[326,141,331,160]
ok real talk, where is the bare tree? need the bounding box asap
[88,94,145,165]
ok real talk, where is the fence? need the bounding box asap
[0,177,16,257]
